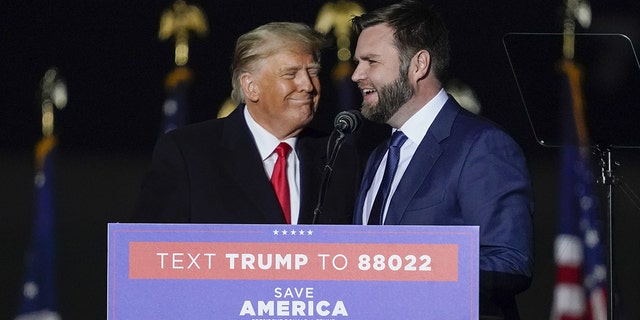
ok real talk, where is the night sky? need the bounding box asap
[2,1,637,154]
[1,0,566,154]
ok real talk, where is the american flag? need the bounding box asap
[551,59,608,320]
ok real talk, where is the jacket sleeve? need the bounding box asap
[458,127,535,279]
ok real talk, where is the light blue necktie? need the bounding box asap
[368,131,407,225]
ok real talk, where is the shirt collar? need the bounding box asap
[244,106,297,160]
[397,88,448,145]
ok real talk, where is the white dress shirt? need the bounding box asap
[362,89,448,224]
[244,107,301,224]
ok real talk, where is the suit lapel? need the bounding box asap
[384,133,442,224]
[221,106,286,223]
[384,97,460,224]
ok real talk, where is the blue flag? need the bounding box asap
[161,66,192,133]
[15,136,61,320]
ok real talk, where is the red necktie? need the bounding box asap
[271,142,292,224]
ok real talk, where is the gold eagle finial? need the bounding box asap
[563,0,591,59]
[315,0,365,62]
[40,67,67,138]
[159,0,209,66]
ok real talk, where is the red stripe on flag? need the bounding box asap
[556,265,581,284]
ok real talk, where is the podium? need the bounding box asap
[108,223,478,319]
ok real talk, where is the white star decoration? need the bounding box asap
[23,281,39,299]
[272,229,314,236]
[584,228,600,248]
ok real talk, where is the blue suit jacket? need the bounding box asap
[354,97,534,317]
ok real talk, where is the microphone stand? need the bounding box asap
[311,129,346,224]
[596,145,618,320]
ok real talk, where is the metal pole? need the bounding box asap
[600,147,615,320]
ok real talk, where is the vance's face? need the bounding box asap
[352,23,413,124]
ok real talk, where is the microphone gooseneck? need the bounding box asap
[312,109,363,224]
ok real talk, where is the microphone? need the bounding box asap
[312,109,363,224]
[334,110,362,134]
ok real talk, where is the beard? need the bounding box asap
[361,72,414,124]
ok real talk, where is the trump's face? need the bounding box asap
[243,47,321,140]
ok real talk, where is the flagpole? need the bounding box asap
[158,0,208,132]
[15,68,66,320]
[562,0,615,316]
[548,1,612,320]
[563,0,614,318]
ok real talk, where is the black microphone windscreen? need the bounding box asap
[334,110,362,134]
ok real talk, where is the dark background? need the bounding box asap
[2,1,640,319]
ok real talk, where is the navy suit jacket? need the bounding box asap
[355,97,534,318]
[133,105,361,224]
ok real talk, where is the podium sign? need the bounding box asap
[108,223,478,319]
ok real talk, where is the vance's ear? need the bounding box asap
[240,73,259,102]
[411,49,431,81]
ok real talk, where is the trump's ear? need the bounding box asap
[240,72,259,102]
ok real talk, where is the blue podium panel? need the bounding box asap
[108,223,478,319]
